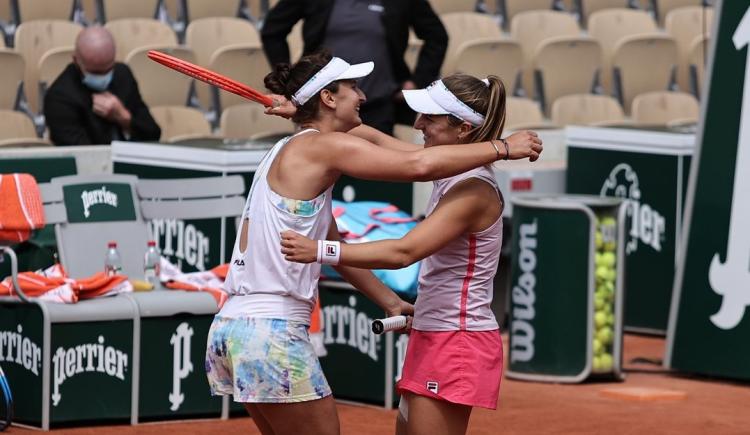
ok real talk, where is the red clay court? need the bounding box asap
[7,334,749,435]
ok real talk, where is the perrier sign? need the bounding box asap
[668,0,750,380]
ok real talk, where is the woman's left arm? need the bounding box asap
[281,179,491,269]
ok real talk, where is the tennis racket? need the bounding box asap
[0,365,12,432]
[372,315,408,334]
[147,50,275,107]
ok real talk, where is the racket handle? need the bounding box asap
[372,315,407,334]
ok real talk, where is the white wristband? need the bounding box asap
[317,240,341,265]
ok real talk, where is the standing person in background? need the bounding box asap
[261,0,448,135]
[44,26,161,145]
[280,74,515,435]
[206,49,541,435]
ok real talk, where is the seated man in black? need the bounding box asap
[44,26,161,145]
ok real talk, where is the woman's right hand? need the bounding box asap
[504,130,544,162]
[265,94,297,119]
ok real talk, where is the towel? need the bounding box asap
[0,173,46,243]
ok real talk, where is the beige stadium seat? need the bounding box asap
[429,0,478,14]
[100,0,160,22]
[440,12,503,75]
[78,0,97,23]
[184,0,241,23]
[287,20,303,63]
[404,31,424,71]
[688,34,708,98]
[551,93,626,126]
[0,110,50,146]
[612,34,678,113]
[588,8,658,93]
[162,0,181,22]
[498,0,557,29]
[16,0,75,22]
[533,36,602,114]
[449,38,523,92]
[105,18,177,62]
[511,10,580,97]
[38,46,74,103]
[220,104,295,140]
[631,91,699,126]
[504,97,554,131]
[126,45,196,107]
[185,17,261,108]
[579,0,631,27]
[150,105,213,142]
[14,20,82,114]
[654,0,702,26]
[665,6,713,94]
[0,49,24,110]
[209,44,270,113]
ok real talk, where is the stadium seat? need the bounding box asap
[631,90,699,126]
[588,8,658,94]
[14,20,82,115]
[448,38,523,93]
[496,0,557,29]
[511,10,580,97]
[100,0,160,22]
[665,6,712,94]
[504,97,553,130]
[0,110,50,146]
[246,0,280,21]
[37,46,75,109]
[688,34,708,98]
[532,35,602,114]
[287,20,303,63]
[578,0,632,27]
[550,93,627,126]
[654,0,703,26]
[612,34,678,113]
[428,0,478,14]
[404,32,423,71]
[105,18,178,62]
[16,0,75,22]
[184,0,242,23]
[126,45,196,107]
[209,44,270,114]
[77,0,97,24]
[0,49,24,110]
[150,105,213,143]
[219,103,295,140]
[440,12,503,76]
[185,17,261,109]
[0,1,12,45]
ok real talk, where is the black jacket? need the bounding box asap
[44,63,161,146]
[261,0,448,88]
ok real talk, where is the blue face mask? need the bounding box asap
[81,70,114,92]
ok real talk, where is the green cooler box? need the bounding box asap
[0,296,138,429]
[566,126,694,333]
[125,291,222,423]
[506,195,626,383]
[317,282,407,409]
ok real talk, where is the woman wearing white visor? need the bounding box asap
[207,50,541,435]
[280,72,518,435]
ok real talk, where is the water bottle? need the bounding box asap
[104,241,122,276]
[144,240,161,288]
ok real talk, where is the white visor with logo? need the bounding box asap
[403,79,488,126]
[292,57,374,106]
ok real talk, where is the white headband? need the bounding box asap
[403,79,491,127]
[291,57,374,106]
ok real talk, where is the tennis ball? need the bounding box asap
[592,355,603,372]
[596,266,609,282]
[600,353,614,372]
[604,240,616,252]
[593,338,603,355]
[595,252,604,267]
[594,311,607,328]
[595,231,603,249]
[595,294,605,310]
[596,326,613,345]
[602,252,616,268]
[601,217,616,227]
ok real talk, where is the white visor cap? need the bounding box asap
[402,79,488,126]
[291,57,374,106]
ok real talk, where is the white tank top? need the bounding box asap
[219,129,332,323]
[413,166,502,331]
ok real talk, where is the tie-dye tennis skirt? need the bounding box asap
[205,316,332,403]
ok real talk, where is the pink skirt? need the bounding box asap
[396,329,503,409]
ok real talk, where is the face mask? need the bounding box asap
[81,70,114,92]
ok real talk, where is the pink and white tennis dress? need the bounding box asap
[397,165,504,409]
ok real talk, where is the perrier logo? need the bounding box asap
[600,163,666,254]
[81,186,119,218]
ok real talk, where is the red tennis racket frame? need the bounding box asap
[147,50,274,107]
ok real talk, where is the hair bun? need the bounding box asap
[264,63,292,95]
